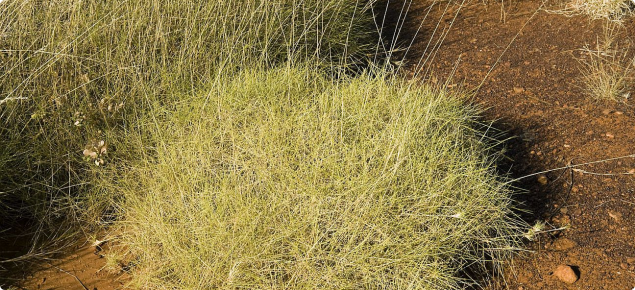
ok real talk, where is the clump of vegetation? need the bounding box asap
[578,25,634,101]
[565,0,634,21]
[0,0,378,237]
[101,67,524,289]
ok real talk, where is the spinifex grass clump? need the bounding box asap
[105,67,524,289]
[565,0,634,21]
[578,25,634,101]
[0,0,378,235]
[579,48,634,101]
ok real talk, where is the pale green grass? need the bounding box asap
[99,67,525,289]
[0,0,378,233]
[578,24,634,101]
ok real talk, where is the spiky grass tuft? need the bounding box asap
[0,0,379,239]
[578,24,634,101]
[100,67,525,289]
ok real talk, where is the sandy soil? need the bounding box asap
[1,238,128,290]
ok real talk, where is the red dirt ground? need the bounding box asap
[3,1,635,289]
[1,238,128,290]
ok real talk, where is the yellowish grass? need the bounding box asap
[565,0,634,21]
[98,67,526,289]
[0,0,379,234]
[578,24,634,101]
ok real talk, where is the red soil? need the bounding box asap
[3,239,128,290]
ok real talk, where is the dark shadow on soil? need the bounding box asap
[373,0,450,70]
[0,218,83,288]
[495,118,570,223]
[1,220,41,288]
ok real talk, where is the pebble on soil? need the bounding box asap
[553,264,579,284]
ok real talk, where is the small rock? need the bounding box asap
[608,210,622,222]
[551,238,577,251]
[551,214,571,226]
[573,208,582,216]
[513,87,525,94]
[553,264,579,284]
[537,175,549,185]
[602,109,612,115]
[620,263,628,269]
[605,132,615,139]
[516,272,531,284]
[627,257,635,264]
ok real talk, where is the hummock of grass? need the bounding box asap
[579,49,634,101]
[102,67,524,289]
[578,25,634,101]
[0,0,378,233]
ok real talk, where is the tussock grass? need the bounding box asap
[562,0,634,21]
[101,67,524,289]
[0,0,378,234]
[578,24,634,101]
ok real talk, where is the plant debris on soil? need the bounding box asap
[3,0,635,289]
